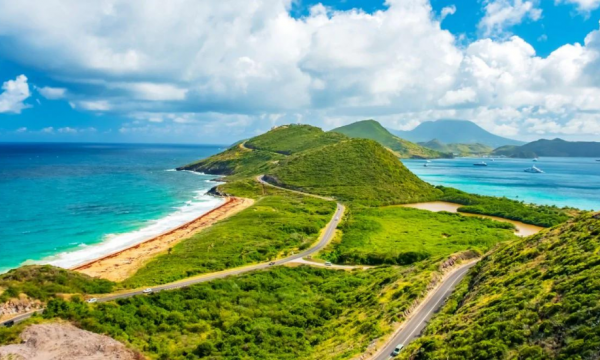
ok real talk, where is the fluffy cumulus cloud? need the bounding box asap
[557,0,600,11]
[478,0,542,37]
[0,75,30,113]
[0,0,599,140]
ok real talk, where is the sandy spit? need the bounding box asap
[73,197,254,282]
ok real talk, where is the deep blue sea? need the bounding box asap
[1,143,223,273]
[402,157,600,211]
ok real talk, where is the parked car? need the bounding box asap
[86,298,97,303]
[269,262,276,266]
[143,288,153,294]
[324,261,332,266]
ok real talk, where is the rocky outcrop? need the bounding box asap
[0,296,43,322]
[0,323,144,360]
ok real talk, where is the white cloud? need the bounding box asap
[0,75,30,113]
[556,0,600,11]
[37,86,67,99]
[438,87,477,106]
[479,0,542,37]
[440,5,456,20]
[15,127,27,133]
[0,0,600,140]
[41,127,54,133]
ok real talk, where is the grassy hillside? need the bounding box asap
[439,186,575,227]
[331,120,450,159]
[266,139,441,205]
[177,144,283,178]
[492,138,600,158]
[246,124,347,155]
[178,124,346,178]
[320,207,516,266]
[0,265,114,303]
[418,139,492,156]
[34,264,440,360]
[400,212,600,359]
[123,192,335,287]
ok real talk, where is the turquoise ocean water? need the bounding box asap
[1,143,223,273]
[402,157,600,211]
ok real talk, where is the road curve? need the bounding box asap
[372,261,477,360]
[2,188,344,327]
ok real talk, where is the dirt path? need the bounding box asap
[73,197,254,281]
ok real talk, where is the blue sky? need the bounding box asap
[1,0,600,143]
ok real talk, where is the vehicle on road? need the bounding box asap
[391,343,404,356]
[325,261,332,266]
[335,217,339,221]
[269,262,276,266]
[86,298,97,303]
[143,288,153,294]
[2,320,15,327]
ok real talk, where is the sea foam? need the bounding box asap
[42,191,225,269]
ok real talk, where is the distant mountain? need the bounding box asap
[492,138,600,158]
[330,119,452,159]
[418,139,493,156]
[392,119,524,148]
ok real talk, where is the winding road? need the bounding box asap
[371,261,477,360]
[1,177,344,327]
[2,174,478,360]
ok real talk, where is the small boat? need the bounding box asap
[524,165,544,173]
[533,158,538,162]
[473,161,488,167]
[423,163,428,167]
[490,158,495,162]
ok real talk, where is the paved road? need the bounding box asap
[1,197,344,327]
[372,261,477,360]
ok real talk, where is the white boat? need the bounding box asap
[524,165,544,173]
[533,158,538,162]
[426,160,431,163]
[473,161,488,167]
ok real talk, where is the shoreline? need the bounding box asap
[73,196,254,281]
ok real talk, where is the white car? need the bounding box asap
[324,261,332,266]
[86,298,97,303]
[335,217,339,221]
[142,288,153,294]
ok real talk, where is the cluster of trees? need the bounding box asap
[30,266,434,359]
[400,213,600,359]
[0,265,114,303]
[321,207,515,266]
[439,186,574,227]
[123,193,335,288]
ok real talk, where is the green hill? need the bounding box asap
[419,139,492,156]
[331,120,451,159]
[492,138,600,158]
[265,138,441,205]
[246,124,346,155]
[400,212,600,359]
[178,124,345,178]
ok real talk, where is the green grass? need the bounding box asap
[246,124,347,155]
[268,139,441,206]
[439,186,576,227]
[37,264,439,360]
[177,145,284,179]
[399,212,600,360]
[331,120,450,159]
[122,193,336,288]
[0,265,114,303]
[320,207,516,266]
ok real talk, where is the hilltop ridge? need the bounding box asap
[492,138,600,158]
[331,119,451,159]
[393,119,523,148]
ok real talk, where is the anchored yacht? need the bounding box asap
[524,165,544,173]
